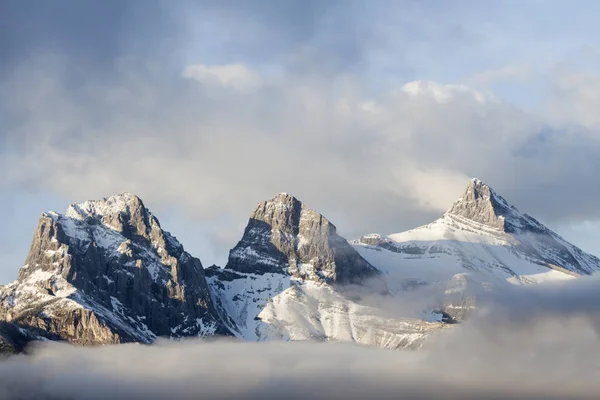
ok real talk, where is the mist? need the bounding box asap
[2,276,600,399]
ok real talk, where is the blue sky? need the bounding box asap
[2,0,600,283]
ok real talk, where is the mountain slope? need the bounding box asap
[352,179,598,290]
[0,193,230,346]
[207,193,444,348]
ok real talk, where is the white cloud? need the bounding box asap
[547,70,600,131]
[183,63,260,90]
[2,55,600,264]
[399,80,490,104]
[391,167,472,212]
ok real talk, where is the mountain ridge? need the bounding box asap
[1,180,598,352]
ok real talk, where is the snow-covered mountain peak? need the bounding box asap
[66,192,144,218]
[353,178,600,286]
[65,193,155,235]
[61,193,184,254]
[0,193,230,346]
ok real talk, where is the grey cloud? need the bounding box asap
[0,0,181,73]
[4,277,600,399]
[3,57,600,259]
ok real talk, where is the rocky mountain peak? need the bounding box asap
[446,178,518,231]
[426,178,599,276]
[249,192,304,231]
[271,192,295,202]
[64,193,158,243]
[66,192,145,217]
[226,193,380,285]
[0,193,230,346]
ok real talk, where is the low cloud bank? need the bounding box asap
[3,277,600,399]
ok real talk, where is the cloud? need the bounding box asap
[183,63,260,90]
[465,64,532,87]
[4,277,600,399]
[547,70,600,132]
[391,166,472,212]
[3,53,600,262]
[399,80,490,103]
[3,0,600,269]
[0,60,509,220]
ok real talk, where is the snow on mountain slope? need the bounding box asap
[207,193,445,349]
[0,193,230,346]
[206,269,291,340]
[257,280,445,349]
[207,269,444,349]
[352,179,596,292]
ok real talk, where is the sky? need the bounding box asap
[2,0,600,283]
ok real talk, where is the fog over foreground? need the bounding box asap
[2,276,600,400]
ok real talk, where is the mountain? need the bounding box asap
[0,193,230,346]
[224,193,380,283]
[206,193,445,348]
[352,178,600,292]
[3,180,596,352]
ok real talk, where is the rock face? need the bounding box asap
[447,178,513,231]
[357,234,404,253]
[0,321,38,355]
[0,193,230,346]
[226,193,380,284]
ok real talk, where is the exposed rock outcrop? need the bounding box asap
[225,193,380,285]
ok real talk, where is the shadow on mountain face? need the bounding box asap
[2,275,600,399]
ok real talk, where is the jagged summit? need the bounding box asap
[63,193,158,239]
[447,178,512,230]
[445,178,545,235]
[272,192,294,199]
[248,192,303,229]
[265,192,299,206]
[66,192,145,219]
[455,178,510,208]
[0,192,230,346]
[225,193,379,284]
